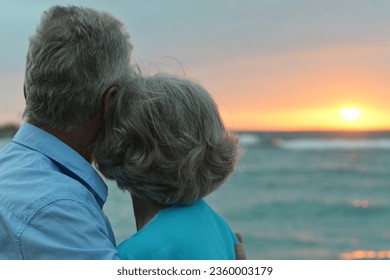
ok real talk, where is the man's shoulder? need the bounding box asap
[0,139,55,173]
[0,144,99,222]
[0,141,89,191]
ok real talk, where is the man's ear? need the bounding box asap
[103,87,118,117]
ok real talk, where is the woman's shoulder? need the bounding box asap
[117,200,237,260]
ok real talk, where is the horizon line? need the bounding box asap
[232,128,390,133]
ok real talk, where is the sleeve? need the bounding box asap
[19,199,119,260]
[230,227,239,244]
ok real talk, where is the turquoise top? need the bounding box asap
[117,199,238,260]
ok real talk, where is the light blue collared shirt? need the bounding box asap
[0,123,119,259]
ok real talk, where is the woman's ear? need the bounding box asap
[103,87,118,117]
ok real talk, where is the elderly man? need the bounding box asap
[0,5,132,259]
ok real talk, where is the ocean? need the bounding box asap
[1,130,390,260]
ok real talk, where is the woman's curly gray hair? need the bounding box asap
[94,73,241,206]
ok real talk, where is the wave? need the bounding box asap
[237,133,262,146]
[238,133,390,150]
[276,138,390,150]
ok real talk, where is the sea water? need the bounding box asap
[1,131,390,260]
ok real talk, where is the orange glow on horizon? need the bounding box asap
[221,106,390,132]
[196,43,390,132]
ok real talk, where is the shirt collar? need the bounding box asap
[12,123,108,207]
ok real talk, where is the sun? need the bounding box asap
[340,107,361,121]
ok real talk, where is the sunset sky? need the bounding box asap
[1,0,389,131]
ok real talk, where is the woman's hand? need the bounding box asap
[234,232,247,260]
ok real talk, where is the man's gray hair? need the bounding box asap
[93,73,242,206]
[23,5,133,130]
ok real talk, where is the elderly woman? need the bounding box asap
[93,72,242,259]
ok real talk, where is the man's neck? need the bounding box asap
[30,119,102,163]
